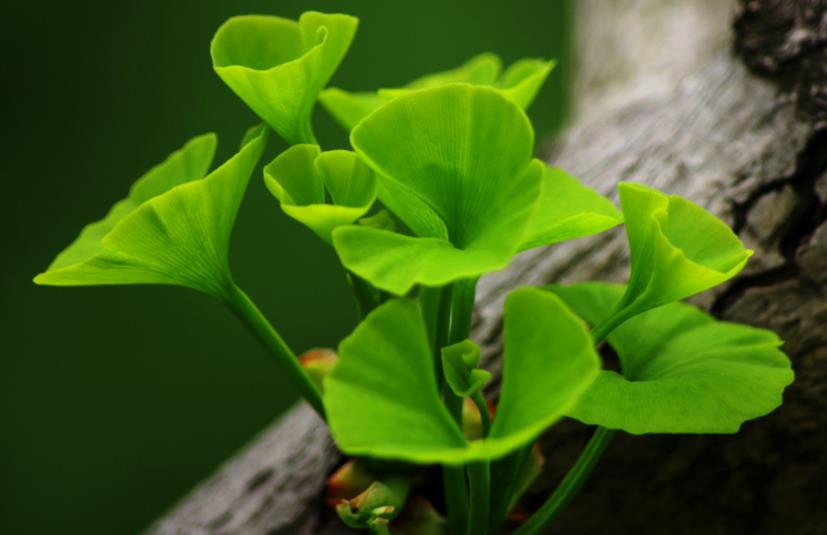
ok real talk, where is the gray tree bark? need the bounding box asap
[148,0,827,533]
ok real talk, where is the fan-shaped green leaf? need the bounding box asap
[332,85,541,294]
[34,127,269,298]
[318,88,387,133]
[484,288,600,457]
[598,183,752,333]
[519,164,622,251]
[320,53,553,131]
[212,12,358,144]
[378,53,502,99]
[548,282,794,434]
[324,298,469,464]
[333,230,512,296]
[496,58,556,109]
[264,145,376,243]
[324,288,599,464]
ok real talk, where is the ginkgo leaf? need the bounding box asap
[332,85,542,295]
[325,298,468,463]
[333,229,518,296]
[320,53,553,131]
[377,53,502,99]
[496,58,556,109]
[264,144,376,243]
[34,127,269,299]
[212,11,358,144]
[441,339,491,397]
[519,164,622,251]
[595,183,753,335]
[484,288,599,456]
[317,88,388,135]
[323,288,599,464]
[547,282,794,434]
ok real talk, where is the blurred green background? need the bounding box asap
[0,1,571,533]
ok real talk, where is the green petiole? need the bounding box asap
[224,283,325,418]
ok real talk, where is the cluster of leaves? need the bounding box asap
[36,10,794,535]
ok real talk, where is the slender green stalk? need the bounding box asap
[513,427,615,535]
[590,304,639,344]
[489,444,531,528]
[471,390,490,437]
[224,283,325,417]
[449,278,478,342]
[444,461,468,534]
[294,119,318,145]
[420,285,443,351]
[426,283,468,534]
[348,271,383,319]
[447,278,482,533]
[466,461,490,535]
[435,286,454,387]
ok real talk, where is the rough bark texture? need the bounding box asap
[147,1,827,533]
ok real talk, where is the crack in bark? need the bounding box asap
[716,128,827,313]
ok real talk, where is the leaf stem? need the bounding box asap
[444,278,480,533]
[293,118,319,145]
[435,286,454,384]
[466,461,490,535]
[224,283,325,418]
[429,283,467,534]
[449,278,478,342]
[489,444,531,528]
[591,303,639,344]
[443,461,468,534]
[348,271,384,320]
[471,390,490,437]
[513,427,615,535]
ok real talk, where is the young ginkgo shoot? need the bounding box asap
[36,9,793,535]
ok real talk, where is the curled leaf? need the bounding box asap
[212,12,358,144]
[441,339,491,397]
[598,183,752,332]
[35,127,269,299]
[548,282,794,434]
[264,145,376,243]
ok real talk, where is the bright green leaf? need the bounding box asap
[318,88,388,133]
[358,209,396,231]
[441,339,491,397]
[600,183,753,331]
[548,282,794,434]
[264,144,376,243]
[34,127,269,298]
[320,53,553,131]
[519,164,623,251]
[324,288,599,464]
[332,85,542,294]
[496,58,556,109]
[211,12,358,144]
[324,298,469,464]
[483,288,600,458]
[377,53,502,99]
[333,229,515,296]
